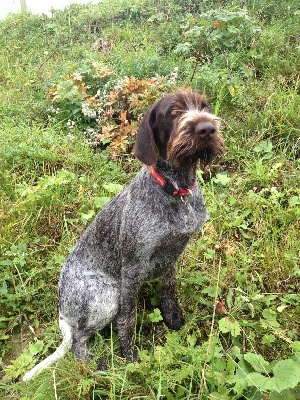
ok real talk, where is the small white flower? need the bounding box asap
[67,119,76,129]
[67,133,75,141]
[239,295,250,303]
[81,103,97,119]
[169,66,179,85]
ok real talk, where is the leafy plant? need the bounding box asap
[47,67,178,158]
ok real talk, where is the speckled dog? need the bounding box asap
[23,90,223,381]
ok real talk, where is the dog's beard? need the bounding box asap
[195,143,224,166]
[169,140,223,167]
[168,117,224,167]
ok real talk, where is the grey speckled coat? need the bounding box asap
[59,161,208,360]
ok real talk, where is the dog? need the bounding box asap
[23,90,223,381]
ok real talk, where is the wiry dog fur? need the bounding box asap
[23,90,223,381]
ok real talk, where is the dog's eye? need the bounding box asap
[200,102,210,112]
[170,109,179,116]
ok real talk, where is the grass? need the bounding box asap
[0,0,300,398]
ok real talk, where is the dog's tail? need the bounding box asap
[23,317,72,382]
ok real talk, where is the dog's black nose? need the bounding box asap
[196,122,216,138]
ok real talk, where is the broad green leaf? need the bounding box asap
[262,308,280,327]
[218,316,241,337]
[186,334,197,347]
[245,372,269,391]
[148,308,163,323]
[102,183,124,194]
[289,196,300,207]
[0,259,13,266]
[254,140,273,153]
[246,359,300,393]
[277,304,289,313]
[270,389,297,400]
[80,209,95,224]
[244,352,270,373]
[229,358,252,392]
[212,172,231,186]
[262,334,276,345]
[28,340,44,356]
[226,357,236,377]
[94,196,111,209]
[290,341,300,353]
[271,359,300,392]
[174,42,192,54]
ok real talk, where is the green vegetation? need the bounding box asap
[0,0,299,398]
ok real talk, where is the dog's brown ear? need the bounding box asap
[134,105,159,166]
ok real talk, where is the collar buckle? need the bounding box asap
[149,166,196,198]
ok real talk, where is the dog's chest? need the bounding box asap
[119,188,207,280]
[150,204,204,256]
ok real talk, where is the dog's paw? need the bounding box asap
[96,358,108,371]
[132,347,141,363]
[162,305,185,331]
[124,347,140,364]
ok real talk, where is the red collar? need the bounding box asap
[149,166,196,197]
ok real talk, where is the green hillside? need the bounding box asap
[0,1,299,398]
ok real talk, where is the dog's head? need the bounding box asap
[134,90,223,167]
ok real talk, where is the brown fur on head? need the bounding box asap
[134,90,224,167]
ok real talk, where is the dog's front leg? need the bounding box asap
[160,266,185,330]
[115,274,140,363]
